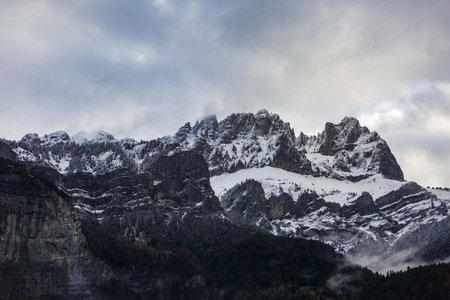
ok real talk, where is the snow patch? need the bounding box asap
[211,167,405,206]
[72,130,116,145]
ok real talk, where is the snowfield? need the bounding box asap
[211,167,406,206]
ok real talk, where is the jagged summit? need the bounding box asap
[20,130,71,147]
[299,116,404,181]
[173,110,310,175]
[317,116,370,156]
[172,111,403,181]
[174,110,293,144]
[42,131,71,145]
[12,111,403,181]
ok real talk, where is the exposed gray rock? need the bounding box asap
[21,133,41,146]
[267,193,297,219]
[297,192,327,215]
[317,117,370,155]
[149,150,219,210]
[376,182,424,208]
[0,141,18,162]
[342,192,378,218]
[0,158,113,299]
[221,179,271,230]
[299,116,404,181]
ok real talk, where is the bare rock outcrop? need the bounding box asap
[0,157,112,299]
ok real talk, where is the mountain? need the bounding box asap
[298,116,404,181]
[0,141,353,299]
[1,110,450,298]
[71,130,117,145]
[172,109,312,175]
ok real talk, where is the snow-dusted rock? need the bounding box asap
[4,110,450,271]
[173,111,311,175]
[299,116,404,181]
[72,130,116,145]
[40,131,71,146]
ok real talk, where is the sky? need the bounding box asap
[0,0,449,187]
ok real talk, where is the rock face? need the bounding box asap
[173,110,312,176]
[376,182,424,208]
[21,133,41,146]
[267,193,297,220]
[0,157,112,298]
[221,179,270,228]
[40,131,71,146]
[149,151,219,208]
[299,117,404,181]
[0,141,18,162]
[317,117,369,156]
[341,192,378,218]
[0,146,236,298]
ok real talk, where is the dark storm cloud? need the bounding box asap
[0,0,450,186]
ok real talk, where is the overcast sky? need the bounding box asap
[0,0,449,187]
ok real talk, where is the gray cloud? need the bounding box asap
[1,0,450,186]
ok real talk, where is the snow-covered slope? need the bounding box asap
[211,167,404,206]
[211,167,449,257]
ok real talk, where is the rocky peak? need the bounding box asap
[300,117,404,181]
[192,114,219,140]
[176,111,295,145]
[173,110,311,175]
[223,110,293,139]
[173,122,192,141]
[9,112,402,181]
[318,117,370,156]
[21,133,41,147]
[20,131,71,147]
[40,131,70,146]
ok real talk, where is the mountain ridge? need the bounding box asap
[14,110,403,182]
[1,110,450,297]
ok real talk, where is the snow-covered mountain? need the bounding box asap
[172,109,311,175]
[298,116,404,181]
[5,110,450,273]
[71,130,117,145]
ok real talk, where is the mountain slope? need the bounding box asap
[210,166,450,270]
[0,142,360,299]
[3,110,450,274]
[0,154,113,298]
